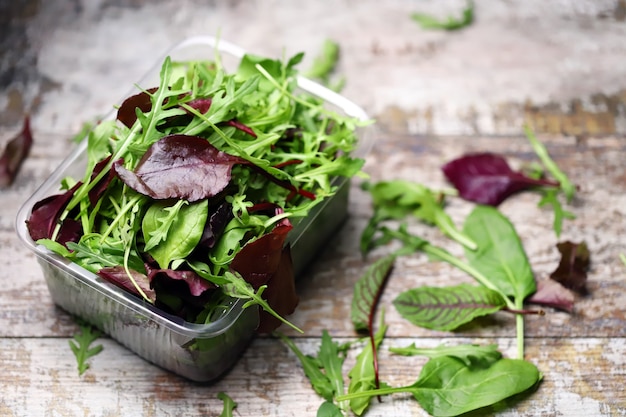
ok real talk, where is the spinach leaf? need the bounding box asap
[336,356,540,417]
[142,199,208,269]
[462,205,535,301]
[393,283,506,331]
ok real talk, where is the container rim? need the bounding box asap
[15,35,372,337]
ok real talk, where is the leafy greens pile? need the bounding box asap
[282,130,589,416]
[26,50,366,332]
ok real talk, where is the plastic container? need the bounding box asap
[15,36,372,382]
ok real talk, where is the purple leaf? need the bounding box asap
[527,279,574,312]
[26,182,82,242]
[146,265,216,297]
[98,266,157,303]
[0,116,33,187]
[195,201,233,250]
[113,134,247,202]
[116,88,158,128]
[550,241,590,294]
[442,153,558,206]
[88,156,119,207]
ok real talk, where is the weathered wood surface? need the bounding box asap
[1,130,625,416]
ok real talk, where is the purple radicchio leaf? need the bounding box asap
[113,134,248,202]
[442,152,559,206]
[0,116,33,187]
[98,266,156,303]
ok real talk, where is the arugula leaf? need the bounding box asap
[278,333,335,402]
[217,392,237,417]
[389,343,502,368]
[361,180,476,253]
[69,321,103,376]
[538,188,576,237]
[305,39,345,92]
[411,0,474,31]
[524,125,576,202]
[318,331,347,412]
[393,283,507,331]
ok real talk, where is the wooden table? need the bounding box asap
[2,124,625,416]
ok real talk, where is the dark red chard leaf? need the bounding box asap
[527,279,575,312]
[0,116,33,187]
[26,182,82,242]
[185,98,212,114]
[98,266,157,303]
[88,156,120,207]
[256,245,299,334]
[230,215,293,289]
[442,153,559,206]
[114,134,248,202]
[196,201,233,250]
[550,241,590,294]
[116,87,158,128]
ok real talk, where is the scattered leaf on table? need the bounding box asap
[0,116,33,187]
[69,321,103,376]
[411,0,475,31]
[442,152,558,206]
[527,279,575,312]
[393,283,506,331]
[550,241,590,294]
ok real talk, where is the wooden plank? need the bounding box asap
[0,337,624,416]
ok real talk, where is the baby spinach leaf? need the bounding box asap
[142,199,208,269]
[393,283,506,331]
[462,205,536,301]
[411,356,540,416]
[389,343,501,368]
[69,321,103,376]
[336,356,540,417]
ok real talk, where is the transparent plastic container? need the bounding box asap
[15,36,372,382]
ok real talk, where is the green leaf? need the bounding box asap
[279,333,335,402]
[462,205,536,301]
[351,254,395,332]
[318,330,346,404]
[218,392,237,417]
[538,187,576,237]
[393,283,506,331]
[347,316,388,416]
[336,356,541,417]
[412,356,539,416]
[524,125,576,202]
[411,0,474,31]
[389,343,502,368]
[363,180,476,252]
[69,321,103,376]
[316,401,344,417]
[142,199,208,269]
